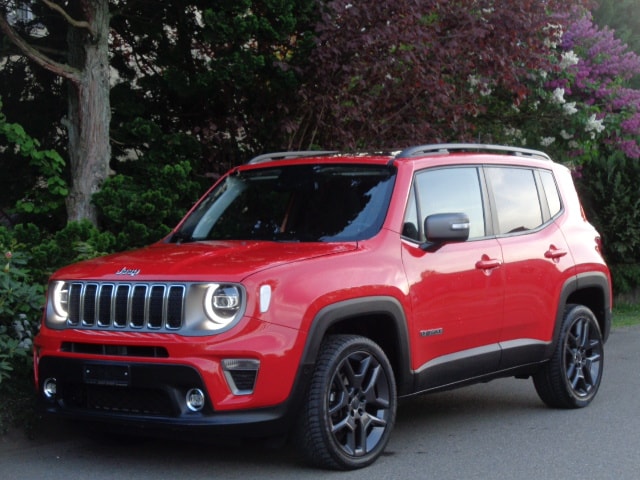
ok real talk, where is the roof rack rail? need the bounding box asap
[396,143,551,161]
[247,150,339,164]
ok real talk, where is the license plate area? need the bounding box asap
[83,363,130,386]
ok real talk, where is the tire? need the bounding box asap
[295,334,397,470]
[533,304,604,409]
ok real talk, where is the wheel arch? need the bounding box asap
[553,272,612,350]
[299,296,413,396]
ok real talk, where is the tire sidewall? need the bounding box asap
[317,335,397,469]
[559,305,604,407]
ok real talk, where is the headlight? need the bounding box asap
[51,281,70,319]
[203,284,244,329]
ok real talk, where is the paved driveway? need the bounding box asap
[2,325,639,479]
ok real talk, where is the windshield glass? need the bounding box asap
[173,164,396,242]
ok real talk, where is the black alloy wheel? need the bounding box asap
[534,304,604,408]
[296,334,397,470]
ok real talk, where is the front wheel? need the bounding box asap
[295,335,397,470]
[533,304,604,408]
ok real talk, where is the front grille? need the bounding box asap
[66,282,186,331]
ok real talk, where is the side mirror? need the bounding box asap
[421,213,470,251]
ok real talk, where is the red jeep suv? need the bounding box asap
[35,144,612,469]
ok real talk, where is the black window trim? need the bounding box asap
[401,164,495,244]
[484,165,563,239]
[401,164,566,245]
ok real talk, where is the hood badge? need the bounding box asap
[115,267,141,277]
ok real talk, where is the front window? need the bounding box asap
[404,166,486,241]
[173,164,396,242]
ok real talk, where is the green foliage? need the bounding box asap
[0,222,113,288]
[593,0,640,56]
[0,53,66,221]
[94,124,207,250]
[0,239,42,390]
[109,1,317,169]
[0,249,43,322]
[576,150,640,264]
[0,221,113,431]
[17,222,115,283]
[575,149,640,295]
[0,97,68,226]
[610,264,640,296]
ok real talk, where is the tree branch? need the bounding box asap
[0,14,80,82]
[40,0,96,37]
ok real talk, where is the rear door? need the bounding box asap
[485,166,573,367]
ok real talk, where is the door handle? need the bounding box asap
[475,255,502,271]
[545,245,568,261]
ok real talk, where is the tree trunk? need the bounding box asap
[65,1,111,225]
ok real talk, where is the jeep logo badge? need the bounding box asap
[115,267,141,277]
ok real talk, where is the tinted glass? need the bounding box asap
[540,170,562,217]
[487,167,543,234]
[407,167,485,240]
[174,164,396,242]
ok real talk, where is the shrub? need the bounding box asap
[0,222,115,432]
[0,240,44,432]
[94,126,207,251]
[575,149,640,296]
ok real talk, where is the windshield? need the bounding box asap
[172,164,396,242]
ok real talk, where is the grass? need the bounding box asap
[612,303,640,327]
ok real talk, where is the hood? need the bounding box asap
[51,240,357,282]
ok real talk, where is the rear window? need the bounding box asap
[486,167,543,234]
[540,170,562,217]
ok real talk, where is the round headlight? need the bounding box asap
[51,281,69,318]
[204,284,243,328]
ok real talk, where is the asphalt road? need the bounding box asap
[2,325,639,480]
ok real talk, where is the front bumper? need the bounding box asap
[34,313,310,437]
[37,356,304,437]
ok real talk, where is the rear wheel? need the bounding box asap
[533,304,604,408]
[295,335,397,470]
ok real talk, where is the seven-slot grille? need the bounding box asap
[66,282,185,331]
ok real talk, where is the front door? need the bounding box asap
[401,166,504,390]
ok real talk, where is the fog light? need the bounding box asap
[185,388,205,412]
[43,378,57,399]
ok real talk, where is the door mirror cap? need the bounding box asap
[421,213,470,251]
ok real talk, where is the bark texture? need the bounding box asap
[65,1,111,224]
[0,1,111,225]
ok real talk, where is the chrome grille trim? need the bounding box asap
[66,282,186,331]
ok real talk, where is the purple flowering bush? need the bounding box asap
[476,10,640,158]
[473,9,640,295]
[554,12,640,294]
[557,13,640,159]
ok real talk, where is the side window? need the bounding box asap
[404,167,486,240]
[402,186,420,240]
[486,167,543,234]
[540,170,562,217]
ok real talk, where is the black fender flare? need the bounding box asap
[298,296,413,395]
[549,272,612,355]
